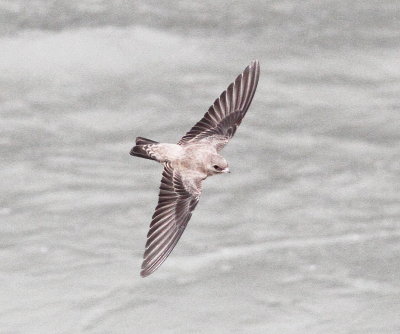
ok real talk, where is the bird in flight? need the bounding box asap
[130,60,260,277]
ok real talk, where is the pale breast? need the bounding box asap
[177,144,216,173]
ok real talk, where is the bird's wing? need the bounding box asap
[140,163,203,277]
[177,60,260,151]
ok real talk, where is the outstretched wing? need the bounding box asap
[178,60,260,150]
[140,163,202,277]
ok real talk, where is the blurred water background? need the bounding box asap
[1,1,399,333]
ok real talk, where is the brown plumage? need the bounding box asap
[130,60,260,277]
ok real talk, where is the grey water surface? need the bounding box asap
[1,1,400,333]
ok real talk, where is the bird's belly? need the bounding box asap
[176,145,214,173]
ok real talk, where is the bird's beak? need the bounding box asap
[222,167,230,173]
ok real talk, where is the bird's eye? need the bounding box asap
[213,165,220,170]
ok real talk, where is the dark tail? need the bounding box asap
[130,137,159,161]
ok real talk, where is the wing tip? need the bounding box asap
[250,59,260,75]
[140,259,161,277]
[139,250,170,278]
[251,59,260,66]
[140,268,152,278]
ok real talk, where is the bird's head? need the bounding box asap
[208,155,230,175]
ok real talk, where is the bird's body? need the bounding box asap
[130,60,260,277]
[142,141,222,174]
